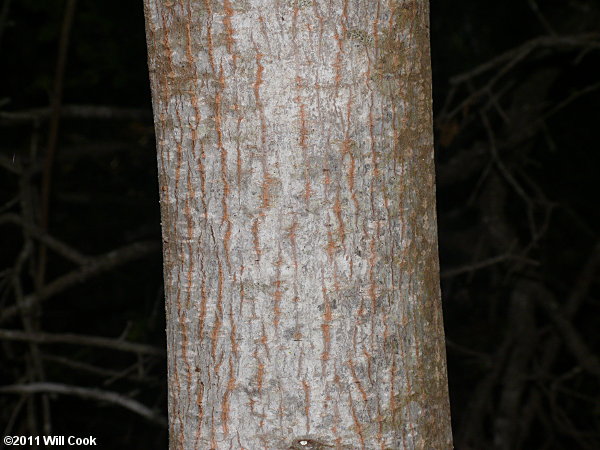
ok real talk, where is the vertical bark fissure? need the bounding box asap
[144,0,452,448]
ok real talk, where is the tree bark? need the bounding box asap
[143,0,452,448]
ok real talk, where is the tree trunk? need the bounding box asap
[143,0,452,448]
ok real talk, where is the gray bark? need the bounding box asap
[143,0,452,448]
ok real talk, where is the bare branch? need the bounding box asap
[542,81,600,121]
[42,354,159,384]
[441,253,537,279]
[0,213,88,265]
[0,329,164,356]
[537,296,600,376]
[0,105,152,123]
[564,241,600,317]
[0,240,160,323]
[450,34,600,86]
[527,0,557,36]
[0,382,166,427]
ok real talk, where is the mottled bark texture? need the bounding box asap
[143,0,452,448]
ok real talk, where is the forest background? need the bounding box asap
[0,1,598,449]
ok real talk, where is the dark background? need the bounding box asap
[1,1,598,448]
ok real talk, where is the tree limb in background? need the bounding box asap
[0,328,164,357]
[37,0,78,287]
[41,354,159,385]
[0,382,167,427]
[0,240,160,324]
[0,213,88,265]
[0,104,152,123]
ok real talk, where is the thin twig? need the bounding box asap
[541,80,600,121]
[519,242,600,442]
[1,394,26,439]
[444,34,600,122]
[37,0,78,287]
[481,111,538,241]
[0,0,11,51]
[12,227,53,434]
[527,0,557,36]
[441,252,537,278]
[42,354,159,384]
[450,34,600,85]
[537,298,600,376]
